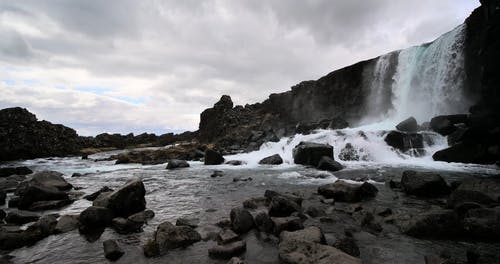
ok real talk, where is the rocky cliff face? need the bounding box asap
[0,107,81,161]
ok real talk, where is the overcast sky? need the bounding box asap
[0,0,479,136]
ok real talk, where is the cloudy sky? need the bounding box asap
[0,0,478,136]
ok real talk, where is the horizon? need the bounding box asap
[0,0,479,136]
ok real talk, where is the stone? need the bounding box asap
[83,186,113,201]
[272,216,303,235]
[258,154,283,165]
[293,142,333,167]
[5,211,40,224]
[226,160,245,166]
[107,178,146,217]
[334,237,360,257]
[396,117,418,132]
[205,149,224,165]
[103,239,124,261]
[227,257,247,264]
[217,228,240,245]
[432,142,495,164]
[154,221,201,250]
[29,171,72,191]
[79,206,113,228]
[0,167,32,177]
[93,192,112,207]
[176,218,199,228]
[208,240,246,259]
[318,181,378,202]
[143,239,160,258]
[279,237,362,264]
[269,196,302,217]
[17,184,69,210]
[280,226,326,244]
[54,215,79,233]
[305,206,326,218]
[264,190,303,205]
[211,170,224,178]
[28,199,73,211]
[447,179,500,207]
[338,143,360,161]
[230,207,254,234]
[430,115,467,136]
[242,197,267,209]
[401,170,450,197]
[0,191,5,205]
[462,207,500,240]
[316,156,343,172]
[403,209,461,239]
[384,131,424,152]
[166,159,190,169]
[254,212,275,233]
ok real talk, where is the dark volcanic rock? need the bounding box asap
[54,215,79,233]
[264,190,303,205]
[109,143,204,165]
[230,207,254,234]
[0,167,32,177]
[166,159,190,169]
[430,115,468,136]
[5,211,40,224]
[384,131,424,152]
[401,170,450,197]
[432,142,496,164]
[258,154,283,165]
[254,212,274,234]
[79,206,113,228]
[107,178,146,217]
[0,107,82,161]
[103,239,124,261]
[205,149,224,165]
[208,240,246,259]
[335,237,360,257]
[447,178,500,208]
[271,216,304,235]
[396,117,418,132]
[293,142,333,167]
[29,171,72,191]
[403,209,461,239]
[176,218,199,228]
[268,196,302,217]
[154,221,201,250]
[318,181,378,202]
[217,228,240,245]
[17,184,69,210]
[462,207,500,240]
[317,156,343,172]
[84,186,113,201]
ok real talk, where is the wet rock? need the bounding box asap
[264,190,303,205]
[424,255,447,264]
[318,181,378,202]
[242,197,267,209]
[453,202,482,216]
[269,196,302,217]
[84,186,113,201]
[154,221,201,250]
[0,191,5,205]
[143,239,160,258]
[208,240,246,259]
[258,154,283,165]
[107,178,146,217]
[227,257,247,264]
[401,170,450,197]
[447,178,500,208]
[211,170,224,178]
[226,160,245,166]
[0,167,32,177]
[232,177,252,182]
[5,211,40,224]
[31,171,72,191]
[430,115,467,136]
[280,226,326,244]
[305,206,326,218]
[293,142,333,167]
[103,239,124,261]
[8,196,19,208]
[28,199,73,211]
[384,131,424,152]
[0,209,5,221]
[334,237,360,257]
[166,159,190,169]
[92,192,112,207]
[396,117,418,132]
[432,142,495,164]
[79,206,113,228]
[230,207,254,234]
[176,218,199,228]
[462,207,500,240]
[29,214,58,237]
[54,215,79,233]
[403,209,461,239]
[17,184,69,210]
[217,228,240,245]
[113,210,154,234]
[338,143,360,161]
[205,149,224,165]
[254,212,275,233]
[272,216,303,235]
[316,156,343,172]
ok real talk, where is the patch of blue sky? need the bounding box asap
[111,96,149,105]
[2,79,16,85]
[72,85,111,96]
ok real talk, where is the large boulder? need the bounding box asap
[17,184,70,210]
[432,142,496,164]
[430,115,468,136]
[54,215,80,233]
[166,159,190,169]
[79,206,114,228]
[462,207,500,240]
[154,221,201,250]
[107,178,146,217]
[205,149,224,165]
[401,170,450,197]
[268,196,302,217]
[271,216,304,235]
[0,167,32,177]
[264,190,303,205]
[396,117,418,132]
[103,239,124,261]
[258,154,283,165]
[384,131,423,152]
[84,186,113,201]
[29,171,72,191]
[318,181,378,202]
[447,179,500,208]
[5,211,40,224]
[230,207,254,234]
[280,226,326,245]
[293,142,333,167]
[402,209,461,239]
[208,240,246,259]
[317,156,343,172]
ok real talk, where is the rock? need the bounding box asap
[232,177,252,182]
[432,142,496,164]
[258,154,283,165]
[272,216,304,235]
[227,257,247,264]
[305,206,326,218]
[8,196,19,208]
[316,156,343,172]
[166,159,190,169]
[176,218,199,228]
[384,131,424,152]
[29,171,72,191]
[318,181,378,202]
[424,255,447,264]
[143,239,160,258]
[280,226,326,244]
[0,175,26,193]
[226,160,245,166]
[430,115,468,136]
[0,191,5,205]
[403,209,461,239]
[5,211,40,224]
[264,190,303,205]
[208,240,246,259]
[254,212,275,234]
[401,170,450,197]
[30,214,58,236]
[211,170,224,178]
[113,210,155,234]
[54,215,79,233]
[154,221,201,250]
[205,149,224,165]
[230,207,254,234]
[462,207,500,240]
[103,239,124,261]
[242,197,267,209]
[447,125,468,146]
[79,206,113,228]
[92,192,112,207]
[447,179,500,207]
[334,237,360,257]
[28,199,73,211]
[338,143,360,161]
[396,117,418,132]
[293,142,333,167]
[107,178,146,217]
[108,142,202,165]
[84,186,113,201]
[0,167,32,177]
[217,228,240,245]
[17,184,69,210]
[268,196,302,217]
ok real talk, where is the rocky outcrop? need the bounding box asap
[396,117,418,132]
[258,154,283,165]
[293,142,333,167]
[401,170,450,197]
[109,143,205,165]
[318,181,378,202]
